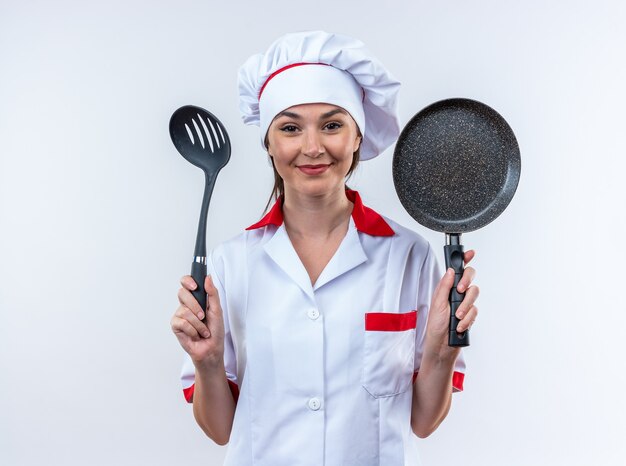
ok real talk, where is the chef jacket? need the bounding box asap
[180,190,465,466]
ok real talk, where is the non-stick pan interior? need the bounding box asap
[393,98,521,233]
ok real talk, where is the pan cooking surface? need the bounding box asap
[393,98,520,233]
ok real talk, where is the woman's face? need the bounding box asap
[266,103,361,198]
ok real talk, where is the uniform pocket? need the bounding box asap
[362,311,417,398]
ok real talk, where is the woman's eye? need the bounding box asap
[280,125,298,132]
[324,122,342,130]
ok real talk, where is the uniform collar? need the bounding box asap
[245,189,394,236]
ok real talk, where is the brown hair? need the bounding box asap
[263,146,361,213]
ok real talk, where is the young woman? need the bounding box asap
[171,31,479,466]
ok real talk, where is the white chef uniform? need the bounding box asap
[180,189,465,466]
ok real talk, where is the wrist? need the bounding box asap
[193,357,225,375]
[422,342,459,368]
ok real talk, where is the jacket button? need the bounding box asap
[307,308,320,320]
[308,397,321,411]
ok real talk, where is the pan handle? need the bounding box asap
[444,234,470,347]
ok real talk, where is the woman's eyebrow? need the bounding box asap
[275,108,348,120]
[275,110,301,119]
[320,108,347,119]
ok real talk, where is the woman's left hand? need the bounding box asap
[424,250,479,360]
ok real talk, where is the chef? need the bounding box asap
[171,30,479,466]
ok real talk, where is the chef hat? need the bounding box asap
[238,30,401,160]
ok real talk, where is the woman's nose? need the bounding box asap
[302,131,324,157]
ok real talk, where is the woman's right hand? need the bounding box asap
[170,275,225,368]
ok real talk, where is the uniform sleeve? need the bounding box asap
[413,244,466,392]
[179,248,240,403]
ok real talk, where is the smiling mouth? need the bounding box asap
[297,164,331,175]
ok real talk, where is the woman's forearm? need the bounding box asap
[192,361,236,445]
[410,351,456,438]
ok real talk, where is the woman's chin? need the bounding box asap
[287,180,346,199]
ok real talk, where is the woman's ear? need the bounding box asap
[264,133,271,154]
[353,133,362,153]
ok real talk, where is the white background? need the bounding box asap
[1,1,625,465]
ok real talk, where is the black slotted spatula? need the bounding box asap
[169,105,231,323]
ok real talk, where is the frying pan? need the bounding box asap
[393,98,521,347]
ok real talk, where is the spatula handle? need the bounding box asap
[190,260,208,325]
[444,235,470,347]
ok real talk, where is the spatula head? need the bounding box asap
[169,105,231,173]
